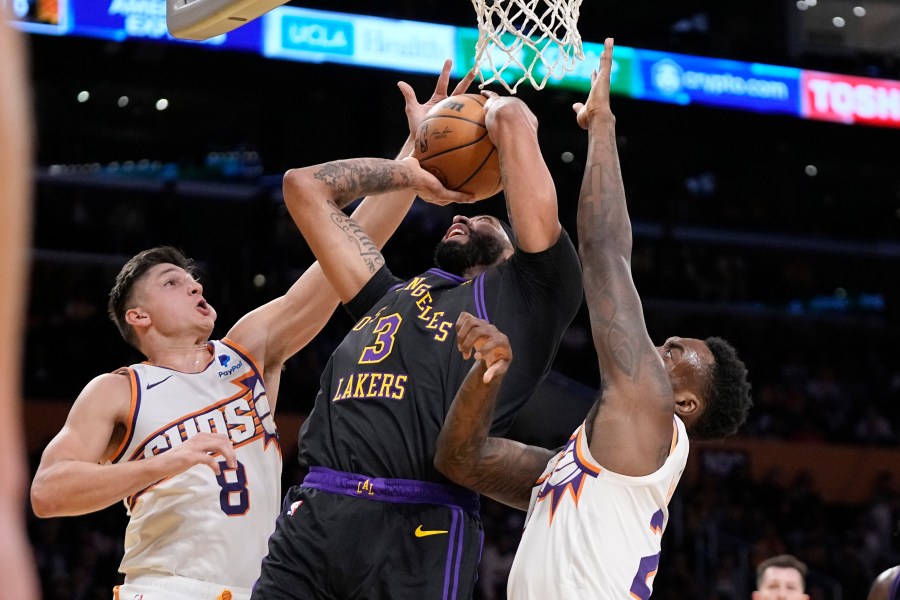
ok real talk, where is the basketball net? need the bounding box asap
[471,0,584,93]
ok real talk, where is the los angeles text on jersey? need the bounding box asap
[135,373,277,460]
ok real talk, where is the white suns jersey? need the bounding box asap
[507,416,689,600]
[111,339,282,589]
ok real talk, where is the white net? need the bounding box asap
[471,0,585,93]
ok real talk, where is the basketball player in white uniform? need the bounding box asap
[434,39,752,599]
[30,61,476,600]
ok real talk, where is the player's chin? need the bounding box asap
[201,308,218,327]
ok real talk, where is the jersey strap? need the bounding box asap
[302,467,480,515]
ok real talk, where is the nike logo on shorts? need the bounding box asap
[147,375,174,389]
[415,525,449,538]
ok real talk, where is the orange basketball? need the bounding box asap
[411,94,503,201]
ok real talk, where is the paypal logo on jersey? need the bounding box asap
[218,357,243,377]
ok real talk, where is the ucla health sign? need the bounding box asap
[263,7,455,73]
[802,71,900,129]
[636,50,802,116]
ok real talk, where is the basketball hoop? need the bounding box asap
[166,0,289,41]
[471,0,585,93]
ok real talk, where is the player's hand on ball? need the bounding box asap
[481,93,539,144]
[400,157,475,205]
[398,59,476,140]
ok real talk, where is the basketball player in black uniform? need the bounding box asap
[252,91,582,600]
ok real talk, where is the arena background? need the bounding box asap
[16,0,900,597]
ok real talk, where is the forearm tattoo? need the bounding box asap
[328,206,383,274]
[311,158,409,274]
[312,159,411,209]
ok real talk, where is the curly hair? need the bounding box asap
[689,336,753,440]
[107,246,194,350]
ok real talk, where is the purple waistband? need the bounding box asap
[302,466,480,515]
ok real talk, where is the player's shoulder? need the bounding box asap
[79,371,132,402]
[871,565,900,591]
[70,371,133,422]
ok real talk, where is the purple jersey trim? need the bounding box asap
[302,466,480,515]
[442,509,461,600]
[473,274,489,322]
[891,568,900,600]
[428,268,468,285]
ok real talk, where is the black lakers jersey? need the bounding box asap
[299,231,582,484]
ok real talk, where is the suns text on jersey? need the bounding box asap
[138,376,277,459]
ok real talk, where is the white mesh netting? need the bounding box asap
[471,0,584,93]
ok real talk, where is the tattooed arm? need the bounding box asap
[283,157,470,303]
[434,313,554,511]
[573,39,675,476]
[227,61,478,394]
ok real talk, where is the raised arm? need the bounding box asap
[31,373,237,517]
[284,156,470,298]
[227,62,476,396]
[434,313,554,511]
[482,93,561,253]
[574,39,675,476]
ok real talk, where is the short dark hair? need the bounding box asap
[756,554,808,590]
[108,246,194,349]
[690,336,752,440]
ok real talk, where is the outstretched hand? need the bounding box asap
[573,37,615,129]
[398,156,475,205]
[398,59,476,141]
[455,312,512,384]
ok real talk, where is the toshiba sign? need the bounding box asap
[803,71,900,128]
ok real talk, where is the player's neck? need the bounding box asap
[462,264,491,280]
[146,341,212,372]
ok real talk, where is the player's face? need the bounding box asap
[434,215,514,276]
[133,263,216,337]
[753,567,808,600]
[656,337,713,423]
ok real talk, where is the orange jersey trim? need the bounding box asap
[574,426,602,476]
[109,368,140,464]
[222,337,265,382]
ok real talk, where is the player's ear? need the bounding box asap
[125,307,150,328]
[674,391,699,417]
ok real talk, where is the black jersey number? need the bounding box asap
[359,313,403,364]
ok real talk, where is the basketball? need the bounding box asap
[411,94,503,201]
